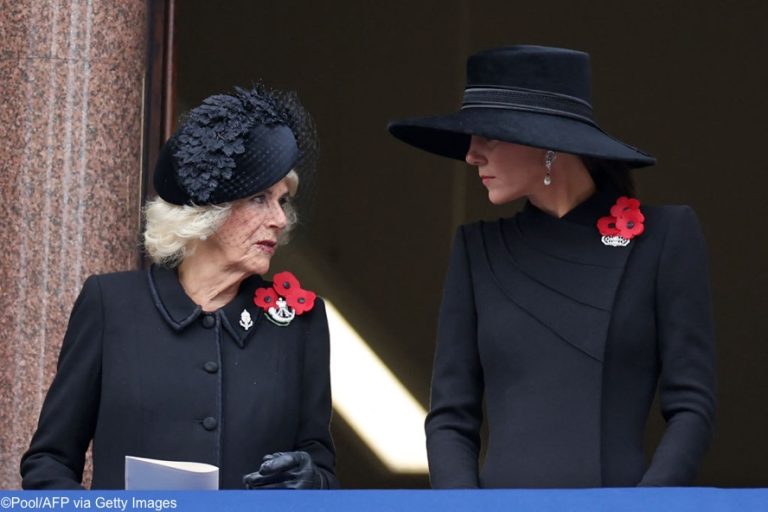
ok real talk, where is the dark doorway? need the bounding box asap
[169,0,768,488]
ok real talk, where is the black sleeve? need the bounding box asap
[20,275,104,489]
[640,207,717,485]
[425,226,484,488]
[295,298,338,488]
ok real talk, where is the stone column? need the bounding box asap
[0,0,146,489]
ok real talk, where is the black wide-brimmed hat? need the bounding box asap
[155,85,317,206]
[388,45,655,168]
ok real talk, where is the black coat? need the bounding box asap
[21,265,337,489]
[426,190,716,488]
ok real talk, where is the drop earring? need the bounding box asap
[544,150,556,186]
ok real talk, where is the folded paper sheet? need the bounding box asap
[125,456,219,490]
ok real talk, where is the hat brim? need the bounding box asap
[388,109,655,168]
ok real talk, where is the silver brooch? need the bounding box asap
[265,297,296,326]
[239,309,254,331]
[601,235,631,247]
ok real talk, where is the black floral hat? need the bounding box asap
[154,84,317,205]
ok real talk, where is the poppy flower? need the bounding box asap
[254,287,279,311]
[272,271,301,298]
[598,196,645,244]
[597,216,620,236]
[287,288,317,315]
[615,209,645,239]
[610,196,641,218]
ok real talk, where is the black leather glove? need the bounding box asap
[243,451,325,489]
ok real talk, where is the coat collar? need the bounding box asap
[479,187,635,362]
[516,187,627,265]
[147,265,265,348]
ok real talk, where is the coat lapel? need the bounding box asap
[147,265,202,330]
[480,191,635,362]
[220,274,265,348]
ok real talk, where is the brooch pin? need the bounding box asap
[597,196,645,247]
[239,309,254,331]
[253,271,316,327]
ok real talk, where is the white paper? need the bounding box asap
[124,456,219,490]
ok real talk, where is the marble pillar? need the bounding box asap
[0,0,146,489]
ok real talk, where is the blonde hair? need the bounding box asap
[143,200,231,267]
[143,170,300,267]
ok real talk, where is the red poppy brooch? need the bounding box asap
[253,271,316,326]
[597,196,645,247]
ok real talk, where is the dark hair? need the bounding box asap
[583,157,636,197]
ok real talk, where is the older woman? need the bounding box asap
[21,86,337,489]
[389,46,716,488]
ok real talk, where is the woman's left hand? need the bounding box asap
[243,451,324,489]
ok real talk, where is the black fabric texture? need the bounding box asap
[20,266,337,490]
[425,190,716,488]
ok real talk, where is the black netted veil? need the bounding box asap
[253,85,319,215]
[155,83,318,211]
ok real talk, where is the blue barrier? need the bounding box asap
[1,488,766,512]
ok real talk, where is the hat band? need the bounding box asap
[461,86,596,126]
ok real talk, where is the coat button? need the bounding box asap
[201,314,215,328]
[202,417,218,431]
[203,361,219,373]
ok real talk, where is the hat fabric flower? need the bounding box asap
[153,84,318,207]
[598,196,645,246]
[253,271,316,326]
[172,89,287,203]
